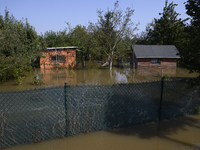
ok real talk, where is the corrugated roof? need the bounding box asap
[46,46,78,50]
[134,45,180,58]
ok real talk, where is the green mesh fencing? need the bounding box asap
[0,78,200,149]
[0,86,66,148]
[67,81,161,135]
[161,78,200,119]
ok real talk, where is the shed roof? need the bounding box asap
[44,47,86,53]
[134,45,180,58]
[46,46,78,50]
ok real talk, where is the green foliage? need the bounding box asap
[89,1,137,69]
[135,0,200,86]
[158,72,170,80]
[178,0,200,87]
[41,1,137,70]
[76,61,101,70]
[0,9,46,84]
[43,29,70,47]
[197,106,200,114]
[32,74,44,85]
[66,65,76,78]
[137,0,187,50]
[15,76,25,85]
[163,73,170,80]
[68,25,98,63]
[43,25,99,65]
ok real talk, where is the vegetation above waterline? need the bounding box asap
[0,0,200,86]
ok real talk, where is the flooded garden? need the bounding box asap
[4,114,200,150]
[0,62,199,91]
[1,63,200,150]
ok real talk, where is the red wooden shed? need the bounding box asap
[40,47,78,69]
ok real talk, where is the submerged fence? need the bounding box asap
[0,78,200,148]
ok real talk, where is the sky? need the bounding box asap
[0,0,189,35]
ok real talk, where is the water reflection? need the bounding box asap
[40,68,131,86]
[5,114,200,150]
[40,69,77,86]
[0,67,199,91]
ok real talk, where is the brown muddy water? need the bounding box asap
[1,66,200,150]
[0,67,199,91]
[4,114,200,150]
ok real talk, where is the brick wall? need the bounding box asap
[40,49,76,69]
[137,58,177,69]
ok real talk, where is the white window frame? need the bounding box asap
[151,58,160,64]
[50,55,65,62]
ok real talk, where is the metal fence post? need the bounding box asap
[159,77,164,120]
[65,82,69,137]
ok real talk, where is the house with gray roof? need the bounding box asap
[131,45,180,69]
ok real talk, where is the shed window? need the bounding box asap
[51,55,65,62]
[151,58,160,64]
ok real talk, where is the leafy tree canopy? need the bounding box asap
[0,9,45,84]
[89,0,138,69]
[137,0,187,50]
[178,0,200,86]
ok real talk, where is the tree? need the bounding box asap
[0,9,45,84]
[70,25,103,62]
[178,0,200,86]
[43,29,70,47]
[137,0,187,50]
[90,1,137,69]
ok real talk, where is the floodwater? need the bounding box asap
[5,114,200,150]
[0,66,199,91]
[1,66,200,150]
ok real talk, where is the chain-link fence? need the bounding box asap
[0,86,66,148]
[1,78,200,148]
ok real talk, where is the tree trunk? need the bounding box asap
[89,54,91,62]
[110,51,113,70]
[110,58,112,70]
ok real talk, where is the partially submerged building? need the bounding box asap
[131,45,180,69]
[40,47,78,69]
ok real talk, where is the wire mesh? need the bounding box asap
[0,86,66,148]
[161,78,200,119]
[0,78,200,149]
[67,81,162,136]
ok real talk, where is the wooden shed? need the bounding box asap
[131,45,180,69]
[40,47,77,69]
